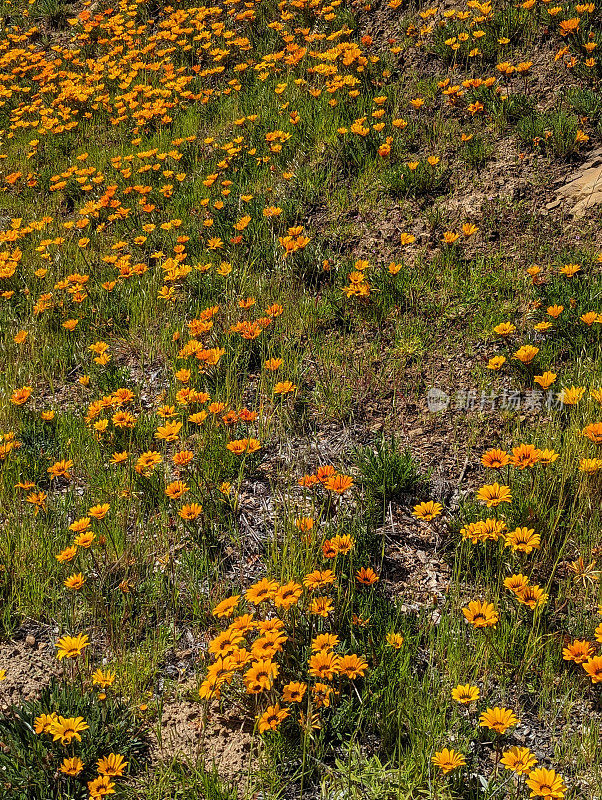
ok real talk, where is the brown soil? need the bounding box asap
[0,635,60,710]
[153,694,255,792]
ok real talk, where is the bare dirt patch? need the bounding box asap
[0,634,60,710]
[154,695,255,791]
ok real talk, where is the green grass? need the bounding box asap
[1,0,602,795]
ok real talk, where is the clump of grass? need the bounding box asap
[517,109,582,159]
[124,761,238,800]
[384,161,450,199]
[458,135,494,169]
[0,679,150,799]
[354,436,428,521]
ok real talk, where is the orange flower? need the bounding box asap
[165,481,188,499]
[526,767,567,798]
[513,345,539,364]
[432,749,466,774]
[412,500,443,520]
[309,596,334,617]
[316,465,336,484]
[246,578,278,604]
[481,449,510,468]
[583,423,602,444]
[258,703,289,733]
[303,570,336,591]
[273,380,297,395]
[462,600,498,628]
[323,474,353,493]
[309,649,339,679]
[273,581,303,609]
[356,567,379,585]
[212,596,240,619]
[179,503,203,520]
[338,654,368,679]
[282,682,307,703]
[562,639,592,664]
[479,706,519,733]
[386,632,404,649]
[582,655,602,683]
[534,372,556,390]
[476,483,512,507]
[244,660,278,694]
[509,444,541,469]
[11,386,33,405]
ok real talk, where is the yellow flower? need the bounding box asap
[56,633,90,660]
[179,503,203,520]
[562,639,593,664]
[583,423,602,444]
[274,581,303,609]
[583,654,602,683]
[534,372,556,390]
[493,322,515,336]
[559,262,580,277]
[89,503,110,520]
[579,458,602,474]
[87,775,116,799]
[516,584,548,609]
[135,451,162,475]
[309,649,340,679]
[309,596,334,617]
[69,517,91,533]
[245,578,278,604]
[34,712,58,734]
[258,703,289,733]
[442,231,460,244]
[476,482,512,507]
[56,546,78,563]
[10,386,33,405]
[432,748,466,773]
[412,500,443,520]
[526,768,567,798]
[74,531,95,548]
[212,596,240,618]
[282,681,307,703]
[501,747,537,774]
[155,420,182,442]
[487,356,506,370]
[386,632,404,649]
[59,756,84,776]
[97,753,128,777]
[64,573,85,590]
[504,526,540,554]
[451,684,479,704]
[49,715,89,744]
[92,668,116,688]
[559,385,585,405]
[479,706,519,733]
[462,600,498,628]
[504,574,529,594]
[513,345,539,364]
[273,380,297,395]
